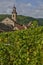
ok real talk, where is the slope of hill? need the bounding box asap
[0,14,43,26]
[17,15,37,25]
[37,18,43,26]
[0,14,11,21]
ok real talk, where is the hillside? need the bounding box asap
[37,18,43,26]
[0,14,43,25]
[17,15,37,25]
[0,14,36,25]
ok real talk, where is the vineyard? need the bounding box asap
[0,25,43,65]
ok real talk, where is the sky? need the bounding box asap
[0,0,43,18]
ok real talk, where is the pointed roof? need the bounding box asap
[13,4,16,9]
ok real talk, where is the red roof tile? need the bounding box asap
[14,23,25,30]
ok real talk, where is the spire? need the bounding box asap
[13,4,16,9]
[12,4,17,22]
[12,5,17,14]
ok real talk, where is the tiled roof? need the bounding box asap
[0,23,13,32]
[14,23,25,30]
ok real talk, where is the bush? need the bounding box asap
[0,26,43,65]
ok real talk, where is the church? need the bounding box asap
[0,5,32,32]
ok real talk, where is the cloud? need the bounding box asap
[0,0,16,14]
[16,0,43,18]
[0,0,43,18]
[26,3,32,7]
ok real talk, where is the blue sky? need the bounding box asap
[0,0,43,18]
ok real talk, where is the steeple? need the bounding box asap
[12,5,17,22]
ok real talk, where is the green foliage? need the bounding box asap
[0,14,11,21]
[0,26,43,65]
[38,18,43,26]
[17,15,36,25]
[31,20,38,28]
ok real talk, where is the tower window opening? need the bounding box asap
[13,15,14,17]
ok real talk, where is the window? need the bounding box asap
[13,15,14,17]
[6,20,8,21]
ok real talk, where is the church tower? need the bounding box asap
[12,5,17,22]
